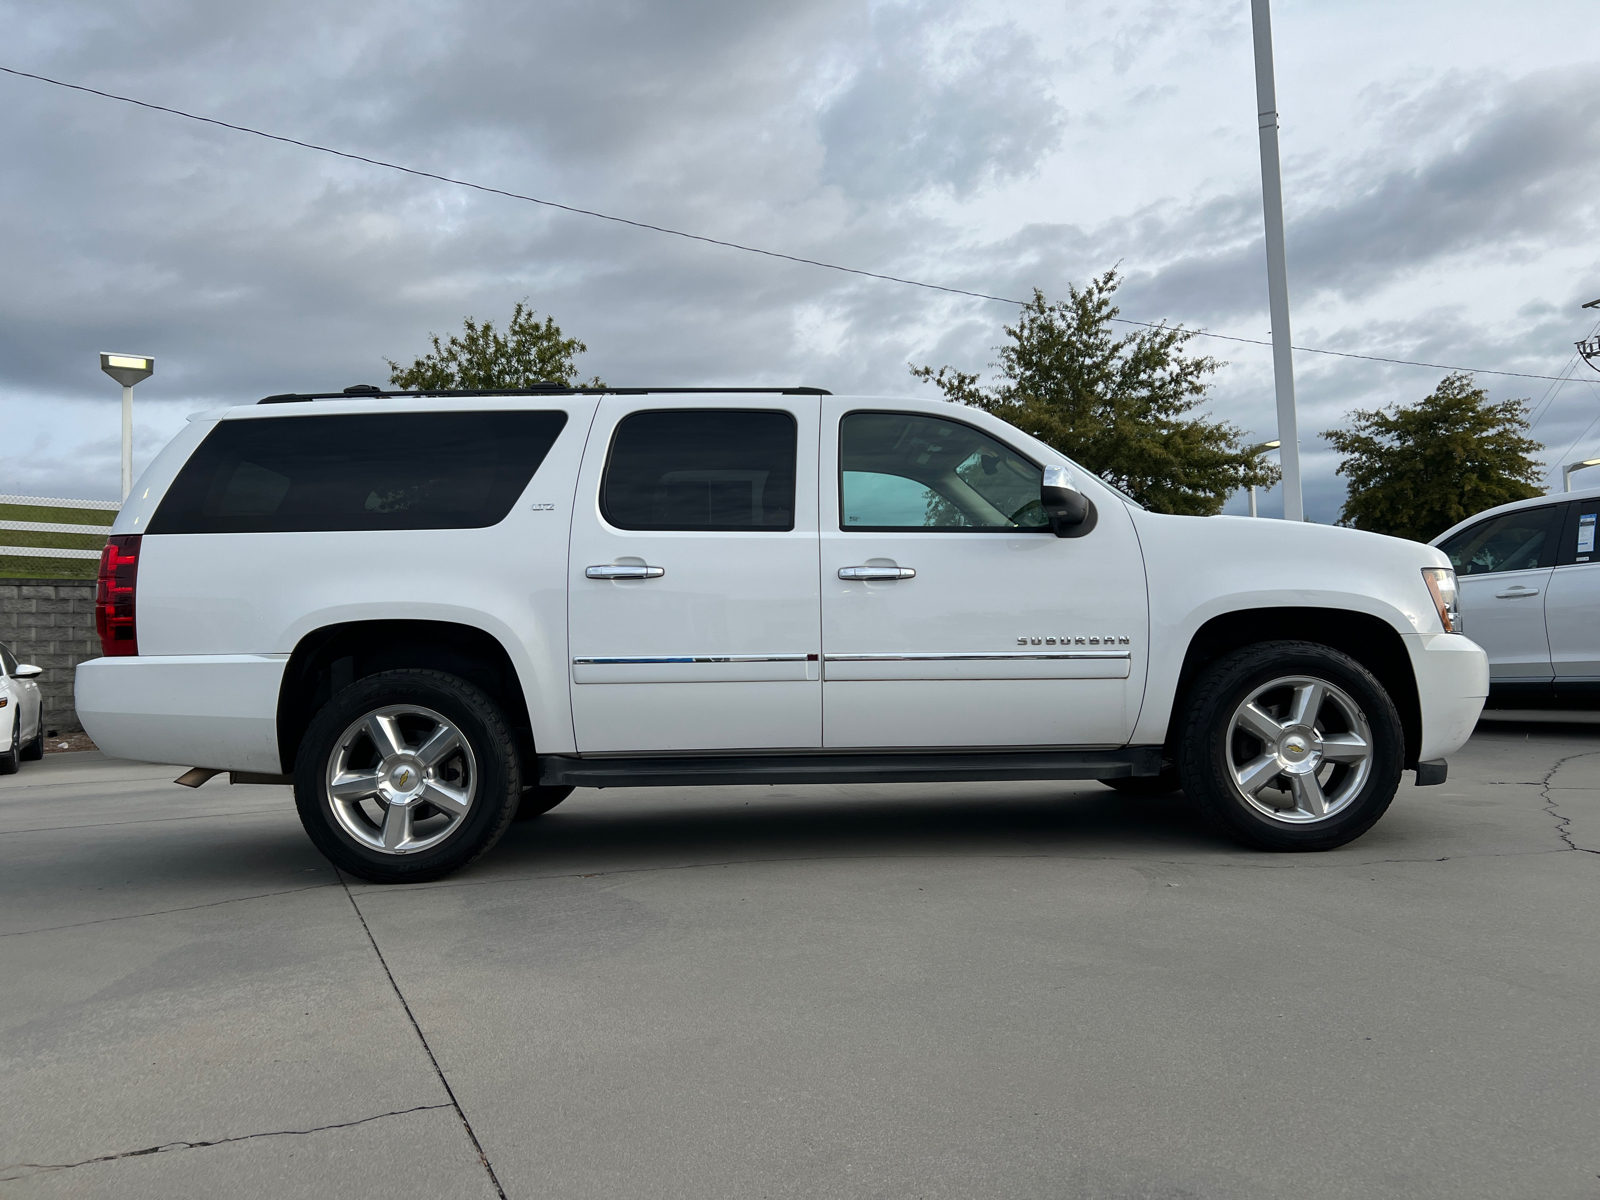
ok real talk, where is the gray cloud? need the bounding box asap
[1104,65,1600,326]
[818,2,1064,200]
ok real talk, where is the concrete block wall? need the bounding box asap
[0,578,98,733]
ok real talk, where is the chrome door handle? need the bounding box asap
[1494,586,1540,598]
[586,564,665,579]
[838,566,916,580]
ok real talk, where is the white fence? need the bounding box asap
[0,495,120,566]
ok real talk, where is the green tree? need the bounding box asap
[387,300,602,389]
[911,270,1277,515]
[1321,373,1543,541]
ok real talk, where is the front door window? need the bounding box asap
[839,412,1046,530]
[1438,508,1558,575]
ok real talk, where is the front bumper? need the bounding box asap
[75,654,288,774]
[1405,632,1488,765]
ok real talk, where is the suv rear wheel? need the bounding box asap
[1176,641,1403,851]
[294,669,522,883]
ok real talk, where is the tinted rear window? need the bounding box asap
[150,411,567,534]
[601,410,797,531]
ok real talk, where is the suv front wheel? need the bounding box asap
[294,669,523,883]
[1176,641,1404,851]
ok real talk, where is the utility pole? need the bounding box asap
[1250,0,1304,522]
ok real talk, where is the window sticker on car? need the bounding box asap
[1578,512,1596,559]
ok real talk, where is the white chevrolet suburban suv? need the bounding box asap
[76,385,1488,883]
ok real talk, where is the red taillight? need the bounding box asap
[96,534,141,657]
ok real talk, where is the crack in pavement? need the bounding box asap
[0,1103,452,1180]
[1539,749,1600,855]
[0,882,337,939]
[338,870,509,1200]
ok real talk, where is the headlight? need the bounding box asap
[1422,567,1461,633]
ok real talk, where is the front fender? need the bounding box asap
[1129,513,1453,746]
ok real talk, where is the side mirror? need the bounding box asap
[13,664,42,679]
[1040,465,1097,539]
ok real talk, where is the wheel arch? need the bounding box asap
[277,620,535,775]
[1169,608,1422,769]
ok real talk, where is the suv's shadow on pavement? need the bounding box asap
[485,784,1232,878]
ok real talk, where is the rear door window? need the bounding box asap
[149,410,568,533]
[1437,506,1561,575]
[601,410,797,531]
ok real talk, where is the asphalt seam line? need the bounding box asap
[0,1104,453,1180]
[338,869,510,1200]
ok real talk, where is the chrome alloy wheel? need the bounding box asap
[325,705,477,855]
[1224,675,1374,825]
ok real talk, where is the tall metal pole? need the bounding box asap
[1250,0,1304,522]
[120,384,133,500]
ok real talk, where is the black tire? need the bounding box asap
[0,719,18,775]
[515,785,574,821]
[1175,641,1404,852]
[1100,768,1181,797]
[20,720,44,761]
[294,669,523,884]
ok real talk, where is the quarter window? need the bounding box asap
[839,411,1047,531]
[602,410,797,531]
[0,642,16,676]
[150,411,568,534]
[1437,507,1559,575]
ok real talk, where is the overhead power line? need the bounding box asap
[3,62,1596,387]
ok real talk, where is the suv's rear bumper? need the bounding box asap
[75,654,288,774]
[1406,632,1488,765]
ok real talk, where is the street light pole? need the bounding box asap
[1563,457,1600,492]
[1250,0,1304,522]
[120,384,133,496]
[100,353,154,500]
[1247,438,1280,518]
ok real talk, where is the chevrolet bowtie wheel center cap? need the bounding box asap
[383,758,425,803]
[1279,729,1320,770]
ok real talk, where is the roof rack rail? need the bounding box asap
[258,386,832,404]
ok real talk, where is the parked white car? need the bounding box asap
[1,639,45,773]
[75,386,1487,881]
[1431,485,1600,706]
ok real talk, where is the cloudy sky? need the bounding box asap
[2,0,1598,518]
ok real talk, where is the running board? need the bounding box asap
[539,747,1164,789]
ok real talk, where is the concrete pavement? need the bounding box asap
[2,717,1597,1198]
